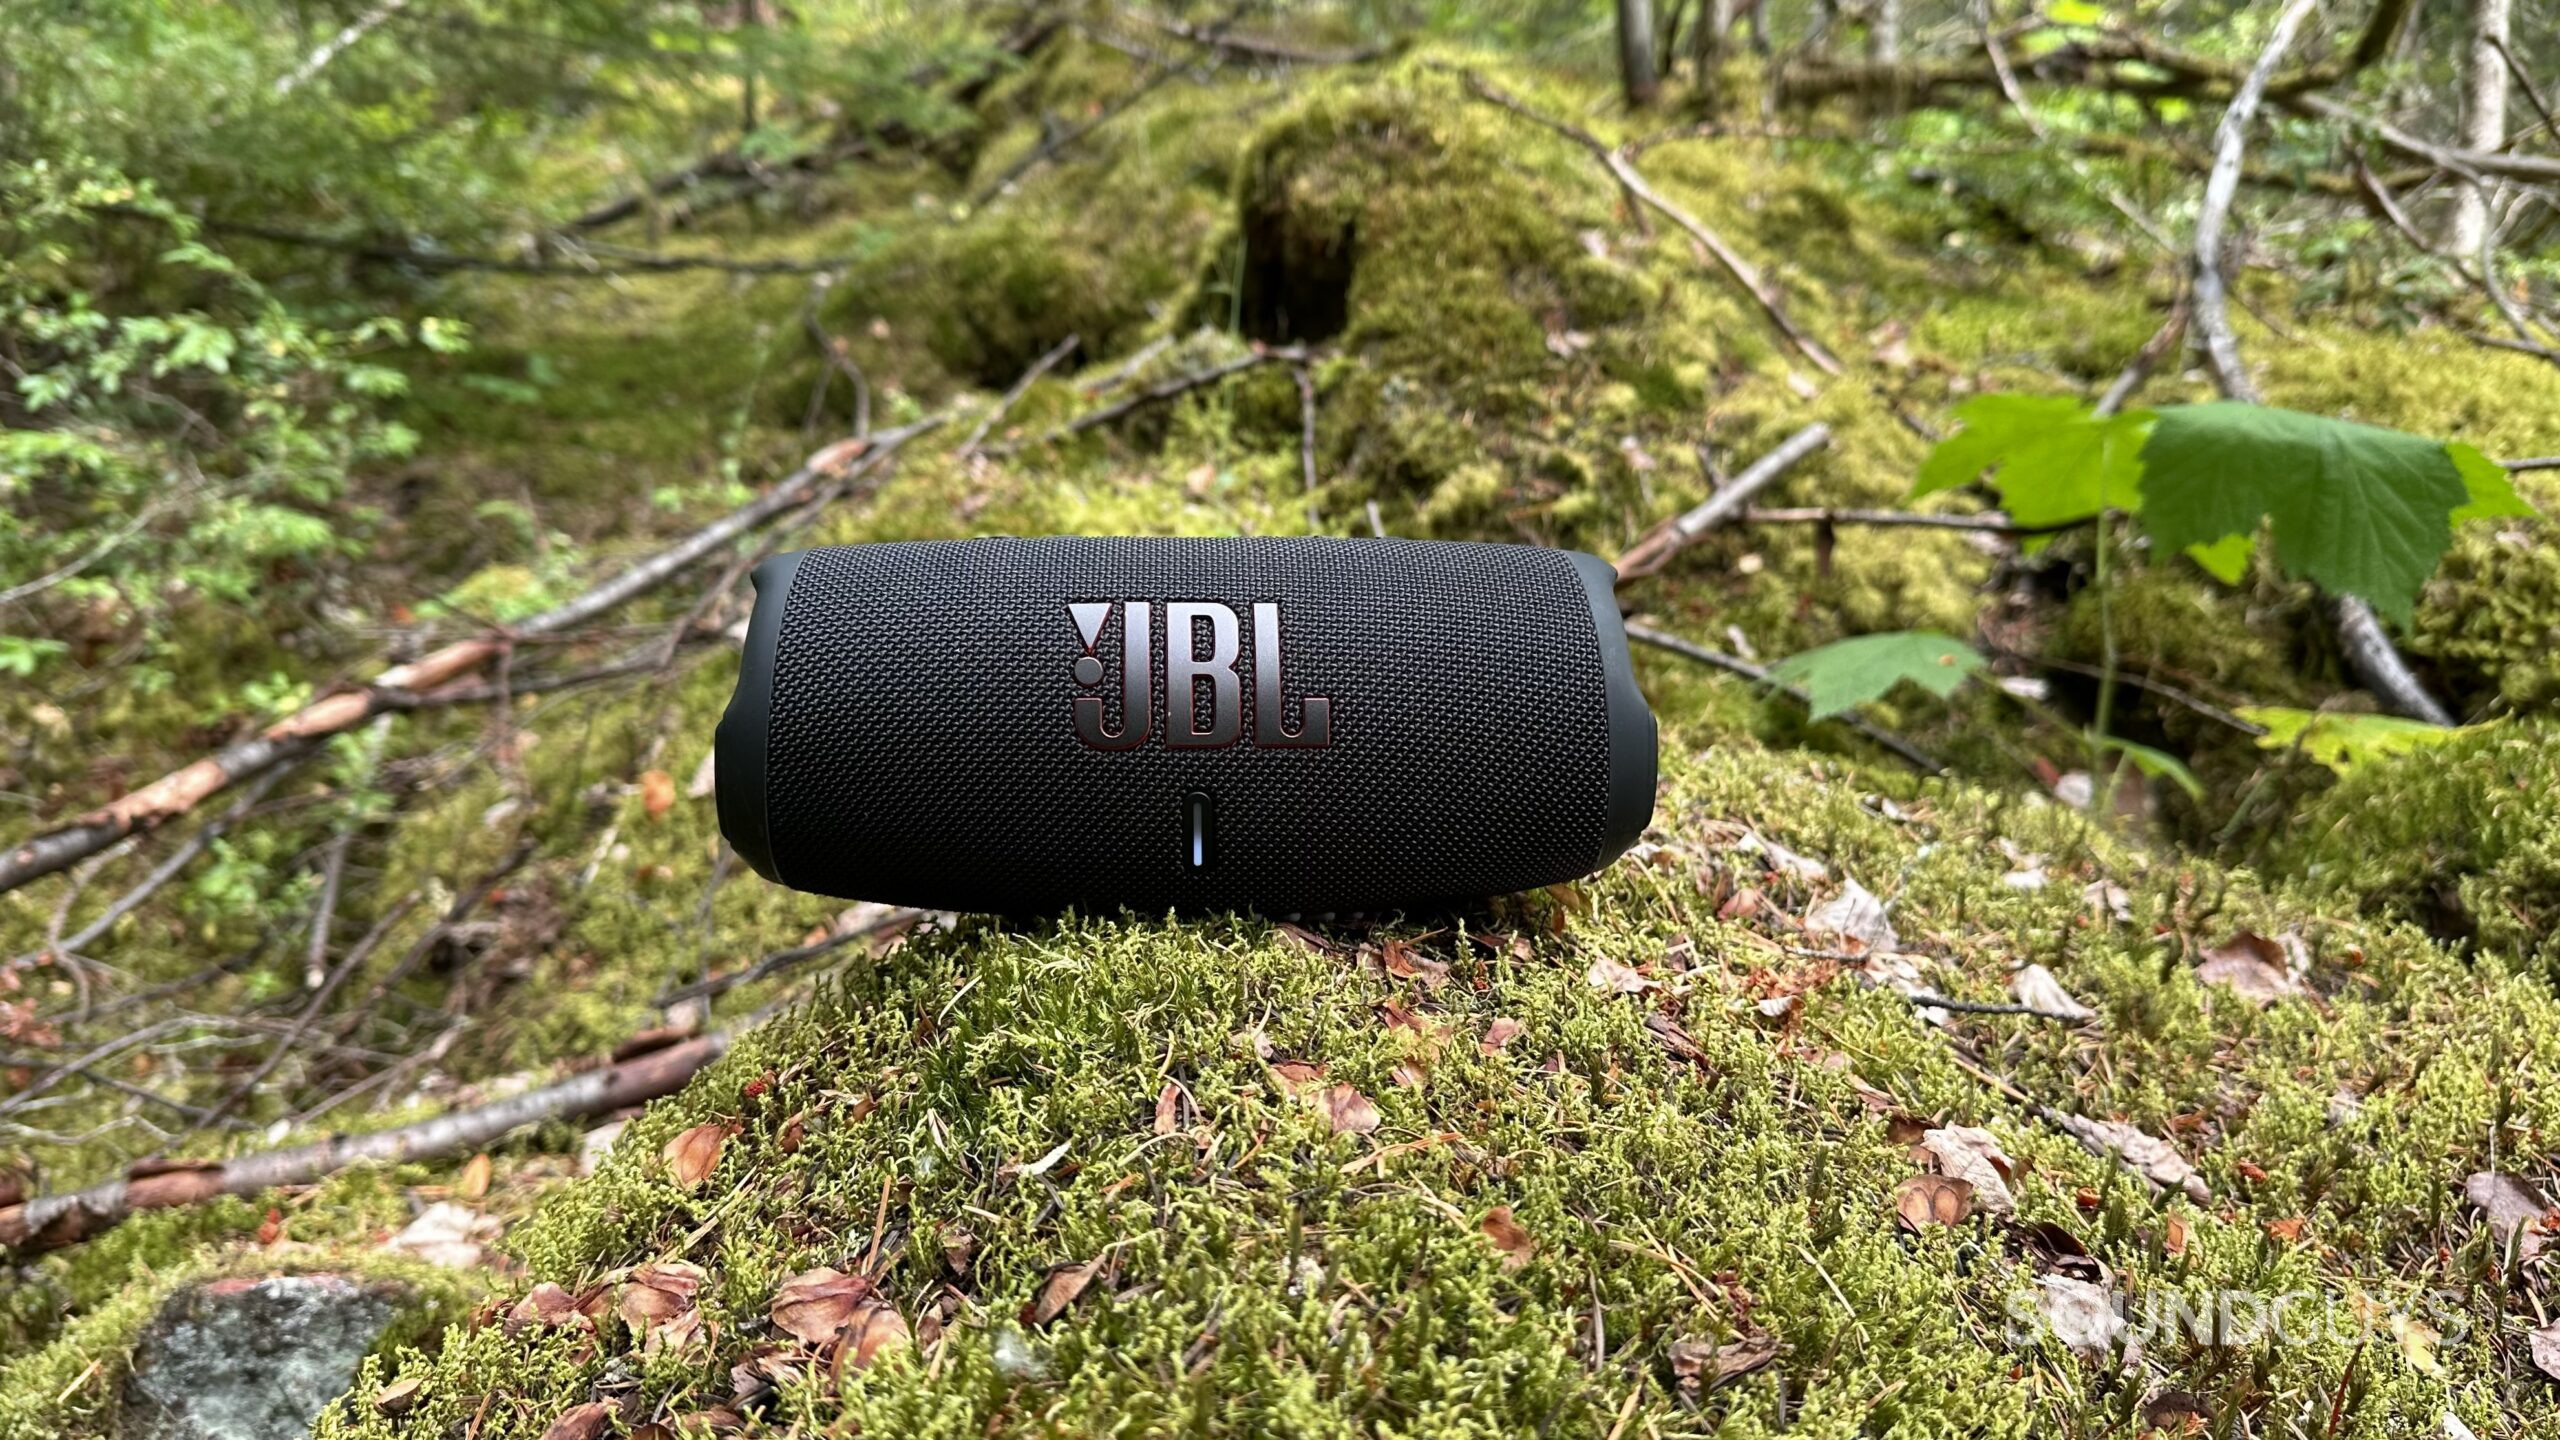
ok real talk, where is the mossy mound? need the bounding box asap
[306,735,2560,1439]
[2267,716,2560,972]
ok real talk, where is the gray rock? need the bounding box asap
[119,1273,403,1440]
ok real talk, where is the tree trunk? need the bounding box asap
[2447,0,2512,256]
[1870,0,1904,63]
[1618,0,1661,108]
[1696,0,1738,69]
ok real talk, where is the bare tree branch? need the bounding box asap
[1615,423,1833,580]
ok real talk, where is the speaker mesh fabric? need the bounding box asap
[755,536,1617,912]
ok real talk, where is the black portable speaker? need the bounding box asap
[716,536,1654,913]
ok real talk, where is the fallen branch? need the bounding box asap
[1739,505,2080,536]
[959,333,1082,458]
[1614,423,1833,580]
[657,907,926,1007]
[1623,621,1944,774]
[1126,11,1389,66]
[1456,71,1843,375]
[967,64,1193,211]
[990,344,1312,456]
[0,418,939,898]
[2188,0,2453,727]
[273,0,411,97]
[0,1030,734,1255]
[2504,456,2560,472]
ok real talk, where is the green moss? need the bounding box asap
[2266,717,2560,971]
[305,731,2560,1439]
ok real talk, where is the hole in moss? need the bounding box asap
[1237,202,1356,345]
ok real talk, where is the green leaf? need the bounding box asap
[2045,0,2107,23]
[1768,631,1984,720]
[2447,442,2534,523]
[2138,404,2472,622]
[1911,393,2152,529]
[2239,706,2496,774]
[2100,737,2201,798]
[2184,532,2255,584]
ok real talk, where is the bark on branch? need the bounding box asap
[1614,423,1834,580]
[2189,0,2455,727]
[0,419,939,898]
[0,1032,733,1255]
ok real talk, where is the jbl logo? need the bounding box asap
[1068,601,1333,751]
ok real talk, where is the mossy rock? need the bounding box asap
[309,737,2560,1439]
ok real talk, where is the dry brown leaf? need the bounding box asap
[2264,1216,2307,1244]
[1020,1260,1099,1327]
[1270,1060,1326,1093]
[1806,880,1898,952]
[1316,1083,1382,1135]
[832,1301,912,1373]
[770,1266,875,1346]
[2142,1390,2211,1432]
[2464,1172,2555,1264]
[1919,1126,2017,1216]
[1584,956,1652,993]
[1272,921,1332,953]
[1382,939,1450,988]
[2048,1111,2214,1204]
[2164,1213,2191,1258]
[1479,1205,1536,1268]
[662,1121,733,1190]
[539,1402,619,1440]
[372,1376,423,1416]
[455,1152,493,1203]
[2196,931,2308,1005]
[1153,1081,1181,1136]
[1480,1018,1524,1053]
[506,1282,589,1335]
[2530,1319,2560,1381]
[619,1261,705,1333]
[2011,964,2096,1022]
[1894,1173,1976,1230]
[1668,1328,1779,1396]
[639,769,677,820]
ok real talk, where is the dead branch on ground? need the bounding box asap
[1614,423,1833,581]
[1456,71,1843,375]
[1623,621,1944,774]
[2189,0,2453,728]
[1,417,940,897]
[990,345,1314,456]
[0,1030,734,1255]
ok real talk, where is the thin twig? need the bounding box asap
[1623,621,1944,774]
[1295,364,1321,532]
[960,334,1083,457]
[1738,505,2080,536]
[656,908,925,1007]
[1615,423,1832,580]
[1455,70,1843,375]
[198,892,424,1132]
[991,345,1313,456]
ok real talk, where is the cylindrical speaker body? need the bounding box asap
[717,537,1654,913]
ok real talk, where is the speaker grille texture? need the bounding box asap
[758,536,1613,912]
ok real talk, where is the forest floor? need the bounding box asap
[9,21,2560,1440]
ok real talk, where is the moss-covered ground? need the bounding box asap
[8,29,2560,1438]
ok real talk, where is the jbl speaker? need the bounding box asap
[716,537,1654,913]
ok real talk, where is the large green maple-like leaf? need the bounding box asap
[1910,393,2153,528]
[2138,405,2529,622]
[2239,706,2500,774]
[1768,631,1984,719]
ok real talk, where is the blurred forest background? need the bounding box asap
[7,1,2560,1437]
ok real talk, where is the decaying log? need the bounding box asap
[0,1031,733,1256]
[0,419,939,898]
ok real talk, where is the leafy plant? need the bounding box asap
[2240,707,2500,774]
[1912,394,2529,620]
[1767,631,1985,719]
